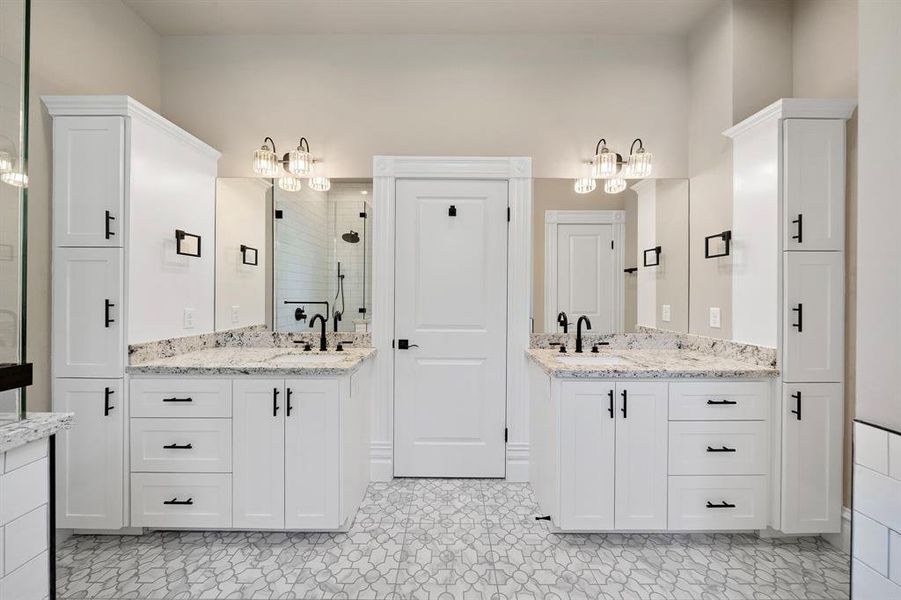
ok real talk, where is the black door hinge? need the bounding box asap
[504,427,508,443]
[507,207,511,222]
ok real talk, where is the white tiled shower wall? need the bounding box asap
[852,421,901,598]
[274,182,372,333]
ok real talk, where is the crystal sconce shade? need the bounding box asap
[286,137,312,176]
[591,139,621,179]
[574,177,597,194]
[252,137,281,177]
[308,175,331,192]
[623,138,653,178]
[278,175,303,192]
[575,137,652,195]
[604,177,627,194]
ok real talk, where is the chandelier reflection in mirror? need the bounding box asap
[574,137,652,194]
[252,136,329,192]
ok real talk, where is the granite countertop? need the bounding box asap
[527,348,779,379]
[0,412,74,454]
[127,347,376,377]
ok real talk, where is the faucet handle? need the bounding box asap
[591,345,599,353]
[558,345,567,354]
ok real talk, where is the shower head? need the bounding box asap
[341,230,360,244]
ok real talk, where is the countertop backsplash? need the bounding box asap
[129,324,372,364]
[531,329,777,369]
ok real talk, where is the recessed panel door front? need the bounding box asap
[394,179,508,477]
[557,223,615,334]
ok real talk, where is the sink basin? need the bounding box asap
[556,355,631,366]
[271,353,345,365]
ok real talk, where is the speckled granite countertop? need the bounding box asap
[127,347,376,377]
[527,348,779,379]
[0,412,74,454]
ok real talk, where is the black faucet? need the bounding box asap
[333,310,342,332]
[557,312,569,333]
[575,316,592,353]
[309,314,327,351]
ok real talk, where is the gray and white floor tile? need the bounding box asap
[56,478,850,599]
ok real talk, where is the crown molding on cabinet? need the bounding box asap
[722,98,857,139]
[42,95,222,160]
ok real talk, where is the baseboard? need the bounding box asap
[370,441,393,481]
[506,442,530,482]
[822,507,852,554]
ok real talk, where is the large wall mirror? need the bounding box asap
[214,178,373,334]
[534,178,689,335]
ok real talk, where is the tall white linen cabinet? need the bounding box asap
[725,98,855,535]
[44,96,220,530]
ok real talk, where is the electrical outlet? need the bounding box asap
[183,307,195,329]
[231,305,240,324]
[661,304,671,322]
[709,307,721,329]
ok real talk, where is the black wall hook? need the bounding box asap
[448,205,457,217]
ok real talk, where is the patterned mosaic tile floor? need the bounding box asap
[56,478,850,599]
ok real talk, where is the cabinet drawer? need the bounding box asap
[130,378,232,418]
[668,421,768,475]
[131,473,231,528]
[669,382,769,421]
[667,475,766,530]
[130,419,231,473]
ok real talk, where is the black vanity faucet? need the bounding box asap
[575,316,592,353]
[309,314,328,351]
[557,311,569,333]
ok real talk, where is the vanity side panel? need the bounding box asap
[528,361,557,522]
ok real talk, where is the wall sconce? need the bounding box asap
[251,136,327,192]
[574,137,653,195]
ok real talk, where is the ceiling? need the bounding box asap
[123,0,720,36]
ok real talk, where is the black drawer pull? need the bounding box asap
[706,399,737,405]
[162,397,193,402]
[791,391,802,421]
[105,210,116,239]
[163,497,194,506]
[620,389,628,419]
[791,213,803,243]
[706,501,736,509]
[791,303,803,333]
[104,387,115,416]
[273,387,280,417]
[163,443,193,450]
[706,446,737,453]
[286,388,294,417]
[104,299,115,327]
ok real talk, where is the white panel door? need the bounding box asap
[556,223,615,334]
[781,383,843,534]
[232,380,285,529]
[54,378,123,529]
[558,381,615,530]
[614,382,668,530]
[284,379,341,529]
[52,247,123,378]
[783,252,843,382]
[783,119,845,251]
[52,116,125,247]
[394,179,508,477]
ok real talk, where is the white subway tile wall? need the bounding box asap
[274,182,373,334]
[852,422,901,598]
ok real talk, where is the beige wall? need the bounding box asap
[26,0,161,411]
[687,2,734,339]
[792,0,858,508]
[160,34,690,180]
[532,178,632,332]
[655,179,690,333]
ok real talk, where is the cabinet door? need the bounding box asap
[54,378,123,529]
[233,380,285,529]
[614,382,668,530]
[284,379,341,529]
[783,119,845,251]
[558,381,615,530]
[783,252,843,382]
[52,247,123,378]
[52,116,125,247]
[781,383,843,534]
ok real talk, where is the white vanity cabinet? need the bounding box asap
[130,364,371,532]
[530,361,771,533]
[46,96,221,531]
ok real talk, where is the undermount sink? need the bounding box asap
[271,353,345,365]
[556,354,631,366]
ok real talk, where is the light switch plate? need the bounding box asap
[231,305,240,324]
[709,307,721,328]
[183,308,195,329]
[662,304,671,322]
